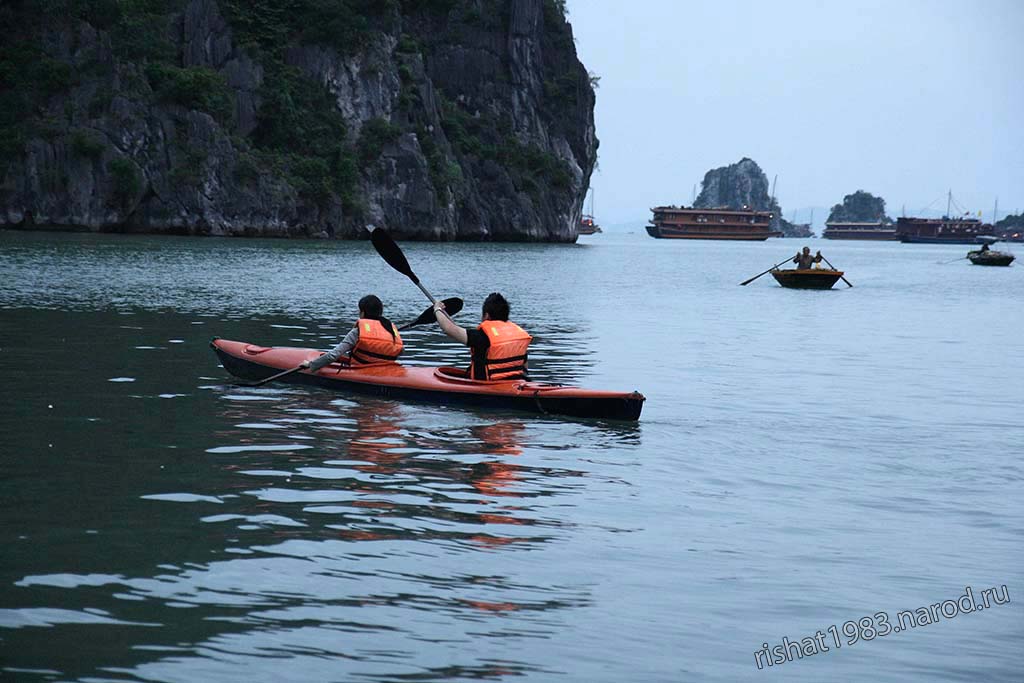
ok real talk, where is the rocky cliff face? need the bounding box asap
[0,0,596,241]
[827,190,892,224]
[693,157,809,237]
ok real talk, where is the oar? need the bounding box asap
[369,226,437,304]
[938,256,969,264]
[246,365,304,387]
[740,256,794,286]
[819,255,853,287]
[399,297,463,331]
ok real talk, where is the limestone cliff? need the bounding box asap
[693,157,808,237]
[0,0,596,241]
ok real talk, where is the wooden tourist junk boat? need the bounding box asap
[896,216,991,244]
[578,215,602,235]
[578,188,602,235]
[967,249,1015,266]
[647,206,781,240]
[896,190,995,244]
[771,268,845,289]
[822,221,897,240]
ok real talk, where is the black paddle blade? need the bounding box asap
[370,227,418,282]
[399,297,463,330]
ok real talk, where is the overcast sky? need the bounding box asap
[566,0,1024,227]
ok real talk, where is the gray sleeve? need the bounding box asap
[309,327,360,371]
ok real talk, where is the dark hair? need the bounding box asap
[359,294,383,318]
[358,294,395,340]
[482,292,510,321]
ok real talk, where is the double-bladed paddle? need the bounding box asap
[369,226,438,304]
[246,228,458,388]
[399,297,463,331]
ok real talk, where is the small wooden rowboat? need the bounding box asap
[967,250,1015,266]
[770,268,844,289]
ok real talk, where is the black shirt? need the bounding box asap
[465,327,490,379]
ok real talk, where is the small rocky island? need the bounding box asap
[693,157,810,237]
[0,0,596,241]
[827,190,892,223]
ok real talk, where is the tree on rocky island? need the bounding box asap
[995,213,1024,229]
[693,157,809,237]
[827,190,892,224]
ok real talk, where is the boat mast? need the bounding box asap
[993,197,998,224]
[946,189,952,220]
[692,184,696,205]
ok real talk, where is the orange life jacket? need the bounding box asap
[351,318,403,365]
[478,320,531,380]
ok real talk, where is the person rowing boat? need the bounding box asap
[792,246,823,269]
[433,292,532,381]
[300,294,403,371]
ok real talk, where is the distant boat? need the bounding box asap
[897,216,990,244]
[897,190,992,244]
[578,215,602,235]
[771,268,845,289]
[995,228,1023,243]
[647,206,781,240]
[967,248,1015,266]
[823,221,897,240]
[578,188,602,236]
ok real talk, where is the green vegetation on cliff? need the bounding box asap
[995,213,1023,229]
[827,190,892,224]
[0,0,593,239]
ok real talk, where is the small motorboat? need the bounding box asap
[770,268,845,289]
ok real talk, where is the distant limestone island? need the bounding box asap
[0,0,596,241]
[695,158,812,238]
[821,190,896,240]
[824,191,1023,243]
[648,162,1022,244]
[647,157,812,240]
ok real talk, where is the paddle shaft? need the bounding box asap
[819,255,853,287]
[249,365,304,387]
[413,280,437,305]
[740,257,794,286]
[399,297,464,331]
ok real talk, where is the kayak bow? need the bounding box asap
[211,338,645,421]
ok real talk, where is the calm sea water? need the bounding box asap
[1,230,1021,682]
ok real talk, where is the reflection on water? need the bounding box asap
[1,345,619,681]
[209,392,577,550]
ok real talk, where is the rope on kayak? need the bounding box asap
[532,390,549,415]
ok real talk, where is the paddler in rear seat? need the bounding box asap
[300,294,403,371]
[433,292,532,380]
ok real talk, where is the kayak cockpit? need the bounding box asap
[432,367,566,392]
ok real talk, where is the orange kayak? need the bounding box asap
[211,338,645,421]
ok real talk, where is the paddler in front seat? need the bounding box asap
[300,294,403,372]
[433,292,532,380]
